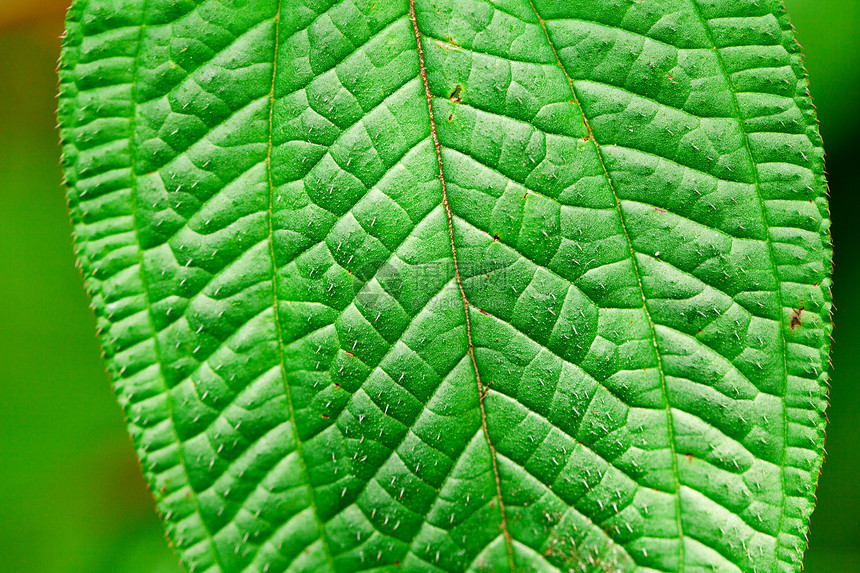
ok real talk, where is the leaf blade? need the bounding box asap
[58,1,831,572]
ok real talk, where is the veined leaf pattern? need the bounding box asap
[58,0,831,571]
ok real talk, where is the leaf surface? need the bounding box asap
[58,1,832,571]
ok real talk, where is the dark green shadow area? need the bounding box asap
[785,1,860,570]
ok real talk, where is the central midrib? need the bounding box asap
[408,1,517,571]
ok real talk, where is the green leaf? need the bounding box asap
[57,0,832,571]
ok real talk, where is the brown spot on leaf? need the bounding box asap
[791,306,805,331]
[449,84,462,103]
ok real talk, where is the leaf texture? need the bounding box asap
[58,1,832,571]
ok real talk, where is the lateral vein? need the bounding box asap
[265,3,336,569]
[527,1,686,569]
[123,2,229,570]
[684,4,793,567]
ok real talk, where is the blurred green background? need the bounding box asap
[0,2,855,571]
